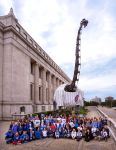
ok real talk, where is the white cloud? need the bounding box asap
[0,0,14,13]
[79,72,116,91]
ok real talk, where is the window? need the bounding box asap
[30,39,33,44]
[39,48,41,52]
[42,52,45,56]
[23,33,27,39]
[16,25,20,32]
[42,106,45,111]
[48,106,51,111]
[20,106,25,113]
[34,44,37,49]
[31,61,34,75]
[39,87,41,101]
[39,68,42,78]
[51,75,54,84]
[30,84,33,100]
[59,106,62,110]
[46,72,49,81]
[46,88,48,102]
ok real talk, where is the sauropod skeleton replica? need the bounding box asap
[54,19,88,109]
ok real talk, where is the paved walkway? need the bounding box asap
[98,106,116,122]
[0,107,116,150]
[86,106,100,118]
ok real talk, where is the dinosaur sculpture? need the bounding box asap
[64,19,88,92]
[53,19,88,109]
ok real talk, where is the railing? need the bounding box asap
[97,107,116,142]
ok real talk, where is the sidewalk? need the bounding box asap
[97,106,116,142]
[0,121,10,143]
[98,106,116,123]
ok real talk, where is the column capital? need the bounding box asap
[43,67,47,72]
[35,62,40,67]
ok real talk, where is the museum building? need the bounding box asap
[0,9,71,120]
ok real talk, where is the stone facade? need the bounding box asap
[0,9,71,120]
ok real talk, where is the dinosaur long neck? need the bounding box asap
[64,18,88,92]
[64,25,82,92]
[71,25,82,88]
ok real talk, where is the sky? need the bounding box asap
[0,0,116,101]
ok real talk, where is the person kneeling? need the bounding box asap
[76,129,82,141]
[42,128,47,138]
[29,128,35,141]
[12,132,21,145]
[35,127,42,139]
[101,128,108,141]
[84,129,92,142]
[55,129,60,139]
[20,131,29,143]
[71,128,76,140]
[5,129,13,144]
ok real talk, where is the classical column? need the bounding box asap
[57,79,60,87]
[53,75,56,97]
[42,67,46,104]
[56,78,59,88]
[55,77,57,91]
[48,72,52,104]
[34,63,39,112]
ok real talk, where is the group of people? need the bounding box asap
[5,113,110,145]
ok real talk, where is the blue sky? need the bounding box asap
[0,0,116,100]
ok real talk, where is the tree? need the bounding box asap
[84,100,99,106]
[105,96,114,107]
[112,100,116,107]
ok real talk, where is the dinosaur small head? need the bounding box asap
[81,19,88,28]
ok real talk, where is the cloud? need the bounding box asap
[84,84,116,100]
[0,0,14,14]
